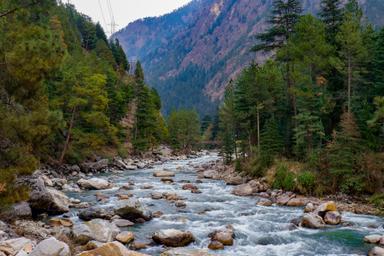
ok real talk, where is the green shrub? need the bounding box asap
[250,153,273,178]
[235,159,243,173]
[273,164,296,191]
[297,171,316,195]
[369,194,384,212]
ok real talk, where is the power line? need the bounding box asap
[97,0,108,32]
[106,0,118,35]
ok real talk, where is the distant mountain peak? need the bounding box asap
[115,0,384,115]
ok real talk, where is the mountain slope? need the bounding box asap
[114,0,384,115]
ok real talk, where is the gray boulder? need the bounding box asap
[77,178,111,190]
[301,213,326,229]
[30,237,70,256]
[152,229,195,247]
[72,219,120,245]
[78,206,114,221]
[28,178,70,215]
[113,199,151,222]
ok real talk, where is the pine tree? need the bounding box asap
[336,5,367,113]
[326,112,365,194]
[319,0,343,44]
[253,0,302,52]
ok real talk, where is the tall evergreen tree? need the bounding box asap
[319,0,343,44]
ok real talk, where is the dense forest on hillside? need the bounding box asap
[218,0,384,203]
[0,0,171,204]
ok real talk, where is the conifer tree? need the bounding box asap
[319,0,343,44]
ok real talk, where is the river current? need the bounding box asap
[66,153,384,256]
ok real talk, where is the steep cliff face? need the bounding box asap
[115,0,384,115]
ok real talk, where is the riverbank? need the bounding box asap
[199,159,382,216]
[0,152,383,256]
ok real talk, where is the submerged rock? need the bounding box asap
[76,241,149,256]
[152,229,195,247]
[208,240,224,250]
[77,178,111,190]
[30,237,70,256]
[153,170,175,177]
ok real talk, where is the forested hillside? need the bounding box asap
[218,0,384,201]
[115,0,384,116]
[0,0,167,204]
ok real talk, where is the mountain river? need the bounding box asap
[66,152,383,256]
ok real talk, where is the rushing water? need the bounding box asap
[66,153,383,256]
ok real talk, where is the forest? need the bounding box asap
[0,0,205,205]
[218,0,384,203]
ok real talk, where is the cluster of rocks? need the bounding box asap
[364,234,384,256]
[208,226,235,250]
[299,201,342,229]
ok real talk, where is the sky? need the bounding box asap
[70,0,192,36]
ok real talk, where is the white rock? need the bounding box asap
[30,237,70,256]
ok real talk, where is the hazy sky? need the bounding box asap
[70,0,192,35]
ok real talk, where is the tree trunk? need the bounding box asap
[257,108,260,155]
[347,56,352,113]
[59,107,76,165]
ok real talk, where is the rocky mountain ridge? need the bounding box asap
[115,0,384,115]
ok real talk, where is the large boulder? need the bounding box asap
[232,184,253,196]
[113,199,151,222]
[0,238,34,256]
[276,194,294,205]
[13,220,51,240]
[78,206,114,221]
[324,211,341,225]
[225,175,244,185]
[77,178,111,190]
[152,229,195,247]
[364,235,383,244]
[315,201,337,215]
[0,202,32,221]
[76,241,149,256]
[301,213,326,229]
[202,170,220,179]
[81,159,109,172]
[286,197,308,207]
[161,248,212,256]
[369,246,384,256]
[115,231,134,244]
[209,228,234,246]
[153,170,175,177]
[72,219,120,245]
[28,178,70,215]
[30,237,70,256]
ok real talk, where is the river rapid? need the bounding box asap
[66,152,383,256]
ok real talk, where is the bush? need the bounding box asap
[297,171,316,195]
[273,164,296,191]
[369,193,384,212]
[250,153,273,178]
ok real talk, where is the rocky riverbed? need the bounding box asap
[0,151,383,256]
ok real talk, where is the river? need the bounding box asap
[66,152,383,256]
